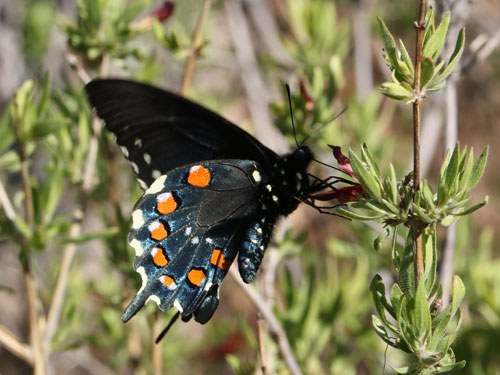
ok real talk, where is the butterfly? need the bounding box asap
[85,79,329,334]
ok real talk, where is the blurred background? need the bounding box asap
[0,0,498,374]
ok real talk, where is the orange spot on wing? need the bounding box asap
[160,275,175,288]
[210,249,233,271]
[188,269,205,286]
[150,222,168,241]
[157,193,177,214]
[187,166,211,187]
[151,247,168,267]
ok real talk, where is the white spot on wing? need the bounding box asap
[134,138,142,147]
[120,146,129,158]
[146,295,161,306]
[257,227,263,233]
[129,238,144,256]
[145,175,167,195]
[159,276,177,290]
[157,192,172,203]
[174,299,184,313]
[184,227,192,236]
[131,162,139,174]
[190,165,202,173]
[132,210,144,229]
[205,238,213,244]
[138,179,148,190]
[252,170,261,182]
[204,282,213,291]
[143,153,152,165]
[266,184,272,192]
[148,221,161,232]
[152,169,161,179]
[191,237,199,245]
[137,266,148,294]
[272,195,279,202]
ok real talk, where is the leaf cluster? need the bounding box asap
[378,8,465,102]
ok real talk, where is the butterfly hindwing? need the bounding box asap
[122,159,268,323]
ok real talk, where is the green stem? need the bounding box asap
[412,0,427,285]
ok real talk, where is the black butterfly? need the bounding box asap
[85,79,328,332]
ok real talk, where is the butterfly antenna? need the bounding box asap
[285,84,300,148]
[155,311,180,344]
[301,105,349,145]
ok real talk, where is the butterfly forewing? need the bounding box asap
[85,79,278,187]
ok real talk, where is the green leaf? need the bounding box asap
[372,315,398,348]
[390,283,403,319]
[391,227,401,272]
[457,148,474,195]
[61,227,119,244]
[421,181,435,210]
[0,151,21,172]
[467,146,488,190]
[335,207,384,221]
[411,202,434,224]
[444,145,460,196]
[422,228,437,296]
[426,79,447,92]
[399,232,415,295]
[377,17,399,69]
[388,163,398,205]
[430,28,465,86]
[348,148,382,198]
[422,7,435,46]
[30,120,69,139]
[361,143,381,177]
[374,227,390,251]
[450,275,465,318]
[399,39,414,77]
[449,196,488,217]
[370,274,397,330]
[420,57,435,89]
[380,82,414,101]
[36,73,51,118]
[119,0,150,24]
[423,12,450,60]
[437,361,466,373]
[414,280,432,344]
[41,167,65,224]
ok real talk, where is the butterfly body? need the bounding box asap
[85,79,317,326]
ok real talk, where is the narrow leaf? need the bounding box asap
[431,28,465,85]
[348,148,382,198]
[420,57,435,89]
[467,146,488,190]
[399,39,414,76]
[377,17,399,69]
[422,12,450,60]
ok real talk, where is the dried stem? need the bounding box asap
[229,267,302,375]
[0,324,33,364]
[45,54,109,351]
[0,177,15,221]
[152,311,163,375]
[411,0,427,286]
[23,259,46,375]
[257,313,267,375]
[180,0,212,95]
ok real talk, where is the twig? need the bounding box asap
[0,177,15,221]
[229,267,302,375]
[224,0,289,154]
[45,54,109,351]
[438,0,468,307]
[256,313,267,375]
[152,311,163,375]
[0,324,33,364]
[23,259,46,375]
[353,0,374,100]
[180,0,212,95]
[411,0,427,286]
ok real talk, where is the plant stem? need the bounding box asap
[152,311,163,375]
[229,267,302,375]
[0,324,34,364]
[412,0,427,285]
[180,0,212,95]
[45,54,109,351]
[23,258,46,375]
